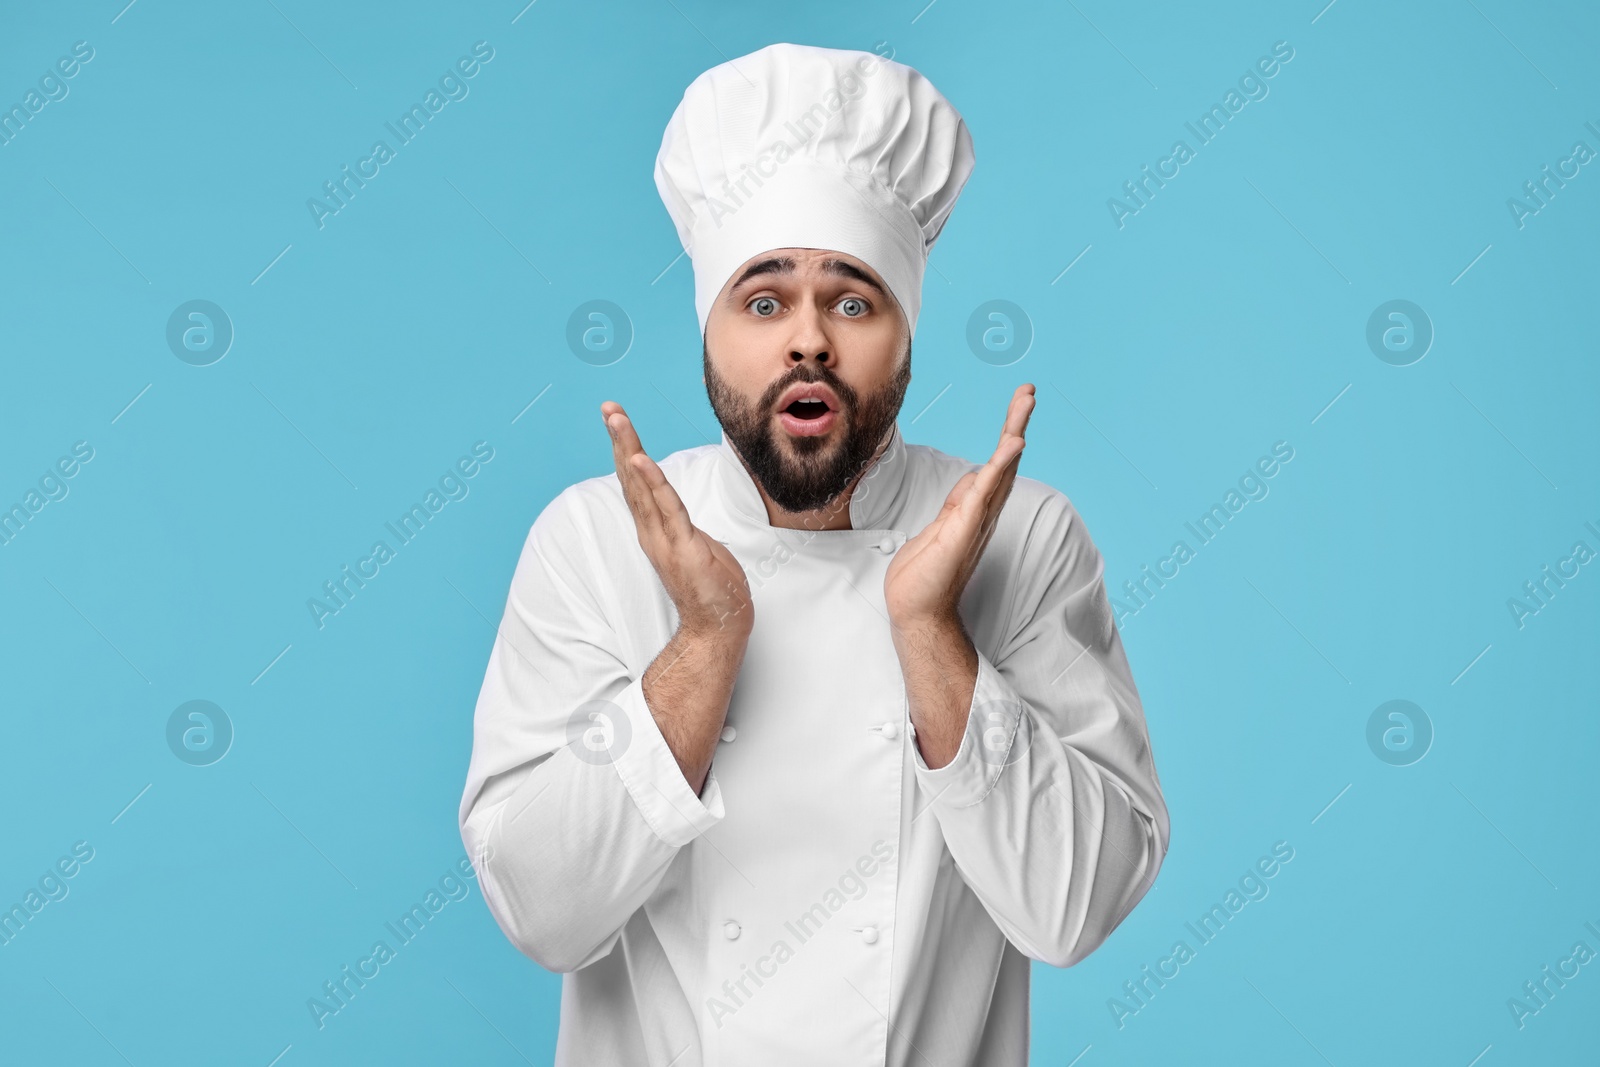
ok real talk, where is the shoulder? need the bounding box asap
[510,442,723,609]
[904,440,1105,604]
[903,440,1084,538]
[527,440,724,548]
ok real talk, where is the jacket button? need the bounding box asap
[720,725,737,742]
[877,536,896,554]
[880,721,899,741]
[723,920,741,940]
[858,925,879,944]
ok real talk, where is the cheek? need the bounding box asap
[839,326,905,381]
[705,346,769,404]
[705,308,764,360]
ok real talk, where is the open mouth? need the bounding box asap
[775,388,840,437]
[783,398,830,421]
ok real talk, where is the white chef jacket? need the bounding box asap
[458,419,1169,1067]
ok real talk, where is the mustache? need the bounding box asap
[761,364,858,412]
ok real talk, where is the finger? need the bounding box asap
[988,386,1033,506]
[940,470,978,515]
[992,425,1026,504]
[982,386,1032,474]
[933,391,1030,543]
[979,433,1025,487]
[1003,383,1036,441]
[630,449,695,545]
[978,455,1028,557]
[601,401,637,480]
[948,451,1008,537]
[602,404,666,537]
[601,402,646,458]
[991,387,1034,469]
[944,431,1019,525]
[960,435,1024,536]
[984,432,1026,520]
[921,411,1029,577]
[602,404,648,503]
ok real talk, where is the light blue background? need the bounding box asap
[2,0,1596,1063]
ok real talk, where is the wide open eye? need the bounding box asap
[836,296,869,318]
[750,296,780,317]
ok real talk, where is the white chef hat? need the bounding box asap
[654,43,974,338]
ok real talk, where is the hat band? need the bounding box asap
[690,157,926,337]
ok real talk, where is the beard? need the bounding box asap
[704,339,911,515]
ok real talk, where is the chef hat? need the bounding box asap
[654,43,974,338]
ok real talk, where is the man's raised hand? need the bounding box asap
[601,401,754,641]
[883,384,1035,628]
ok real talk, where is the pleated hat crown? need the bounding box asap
[654,43,974,337]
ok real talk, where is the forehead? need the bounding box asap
[722,247,888,294]
[744,247,869,270]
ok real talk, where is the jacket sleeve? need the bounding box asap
[458,484,725,973]
[910,488,1169,968]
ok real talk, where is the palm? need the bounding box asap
[602,400,753,637]
[884,384,1035,624]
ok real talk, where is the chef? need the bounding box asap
[458,42,1169,1066]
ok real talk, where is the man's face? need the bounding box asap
[703,247,911,515]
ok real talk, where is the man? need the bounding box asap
[459,42,1168,1066]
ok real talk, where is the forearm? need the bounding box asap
[908,642,1169,968]
[643,622,749,795]
[472,742,685,972]
[466,626,737,973]
[891,613,979,770]
[930,718,1163,968]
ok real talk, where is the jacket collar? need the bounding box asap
[713,419,911,533]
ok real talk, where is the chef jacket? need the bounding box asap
[458,418,1170,1066]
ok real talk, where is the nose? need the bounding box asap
[787,298,830,366]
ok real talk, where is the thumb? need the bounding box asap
[942,471,978,514]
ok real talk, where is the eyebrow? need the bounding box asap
[726,256,887,299]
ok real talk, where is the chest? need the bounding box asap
[716,529,909,851]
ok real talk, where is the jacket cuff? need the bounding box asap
[910,649,1020,808]
[607,675,726,847]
